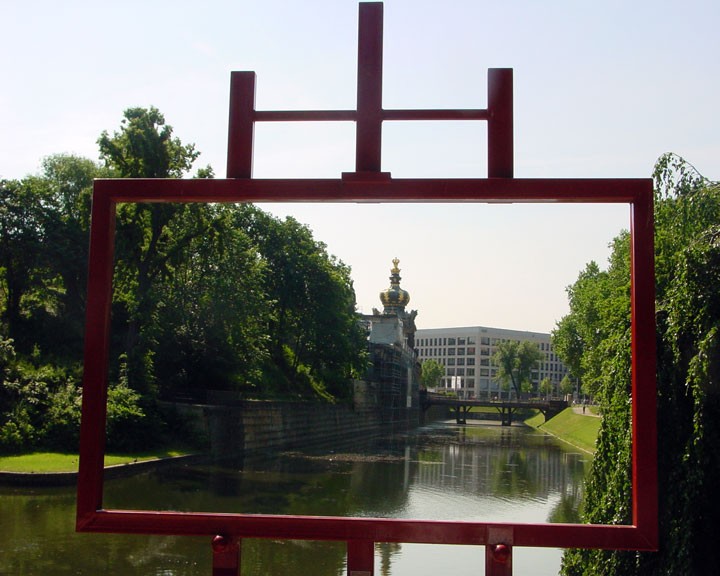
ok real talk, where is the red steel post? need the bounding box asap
[76,190,116,526]
[486,544,513,576]
[487,68,513,178]
[347,540,375,576]
[212,535,240,576]
[355,2,384,173]
[227,71,256,178]
[630,187,658,546]
[486,527,514,576]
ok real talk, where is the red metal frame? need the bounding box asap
[77,2,657,574]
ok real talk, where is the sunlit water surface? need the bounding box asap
[1,421,590,575]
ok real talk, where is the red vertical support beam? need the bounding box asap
[355,2,384,173]
[486,527,513,576]
[347,540,374,576]
[630,186,658,545]
[227,71,256,178]
[76,190,115,526]
[487,68,513,178]
[486,544,513,576]
[212,535,240,576]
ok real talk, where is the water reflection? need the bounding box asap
[1,422,589,575]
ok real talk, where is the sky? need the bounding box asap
[1,0,718,333]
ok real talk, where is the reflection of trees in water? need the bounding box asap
[0,486,210,575]
[241,540,345,576]
[413,425,588,509]
[2,425,590,575]
[376,542,402,576]
[548,491,583,524]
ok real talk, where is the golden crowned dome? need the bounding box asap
[380,258,410,313]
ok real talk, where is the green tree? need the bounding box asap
[493,340,543,399]
[97,106,198,178]
[0,156,102,357]
[560,154,720,575]
[152,203,269,398]
[1,105,371,453]
[420,359,444,389]
[236,207,367,400]
[559,374,575,396]
[0,179,44,346]
[32,155,101,357]
[98,107,202,394]
[539,377,553,399]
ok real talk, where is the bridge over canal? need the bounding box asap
[420,391,569,426]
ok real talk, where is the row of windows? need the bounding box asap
[419,345,561,364]
[444,367,498,377]
[446,357,475,366]
[418,335,563,351]
[431,357,492,367]
[417,337,477,346]
[419,336,524,347]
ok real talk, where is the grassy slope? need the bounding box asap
[525,407,601,454]
[0,449,189,473]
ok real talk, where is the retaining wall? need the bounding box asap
[165,394,416,458]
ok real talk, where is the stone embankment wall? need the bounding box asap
[166,382,418,457]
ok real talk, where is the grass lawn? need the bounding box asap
[0,449,190,473]
[525,407,601,453]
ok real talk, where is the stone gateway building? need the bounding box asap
[360,259,421,425]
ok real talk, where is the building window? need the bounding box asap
[480,348,490,356]
[468,337,476,344]
[467,347,475,355]
[447,368,455,376]
[458,337,466,345]
[448,348,456,356]
[467,368,475,376]
[456,368,465,376]
[467,358,475,366]
[447,358,455,366]
[457,348,465,356]
[457,358,465,366]
[448,338,456,345]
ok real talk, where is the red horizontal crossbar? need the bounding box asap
[88,177,650,204]
[78,509,657,551]
[254,109,491,122]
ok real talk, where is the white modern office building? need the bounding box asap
[415,326,569,399]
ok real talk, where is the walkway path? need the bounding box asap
[572,405,601,418]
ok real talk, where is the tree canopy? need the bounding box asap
[492,339,543,398]
[557,154,720,575]
[0,107,368,453]
[420,359,444,390]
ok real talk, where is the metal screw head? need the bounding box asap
[492,543,511,563]
[212,535,231,553]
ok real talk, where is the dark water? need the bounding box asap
[0,422,589,575]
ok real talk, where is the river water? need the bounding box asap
[0,421,589,575]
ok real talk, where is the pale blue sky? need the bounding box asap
[1,0,718,331]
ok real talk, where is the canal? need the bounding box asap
[0,420,589,575]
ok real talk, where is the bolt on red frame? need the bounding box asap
[77,3,657,575]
